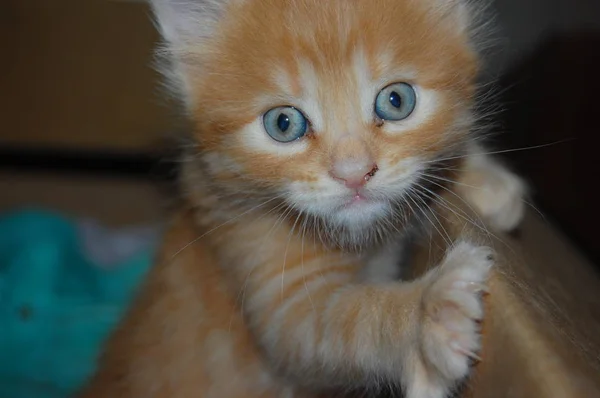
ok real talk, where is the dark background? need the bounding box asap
[494,31,600,266]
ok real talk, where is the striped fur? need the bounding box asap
[81,1,526,397]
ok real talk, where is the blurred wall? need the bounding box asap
[488,0,600,77]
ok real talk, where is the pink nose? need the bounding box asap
[330,160,379,189]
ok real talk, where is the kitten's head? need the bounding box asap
[152,0,486,248]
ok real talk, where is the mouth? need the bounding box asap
[344,192,365,206]
[341,190,382,208]
[332,190,388,225]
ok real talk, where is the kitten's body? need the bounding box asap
[81,1,526,397]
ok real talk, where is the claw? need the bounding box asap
[452,281,489,294]
[451,341,482,361]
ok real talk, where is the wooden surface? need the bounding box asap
[412,197,600,397]
[0,0,180,152]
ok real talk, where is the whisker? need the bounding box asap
[418,176,517,255]
[282,211,304,300]
[418,180,487,235]
[419,175,489,231]
[231,265,255,332]
[171,196,282,260]
[405,187,453,247]
[410,185,453,246]
[421,171,548,222]
[300,211,316,314]
[422,139,574,165]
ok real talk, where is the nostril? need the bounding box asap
[365,164,379,181]
[330,163,379,189]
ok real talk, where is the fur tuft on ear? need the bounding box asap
[429,0,496,57]
[149,0,231,109]
[428,0,474,32]
[149,0,226,45]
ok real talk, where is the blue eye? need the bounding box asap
[374,82,417,121]
[263,106,308,143]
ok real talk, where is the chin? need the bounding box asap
[331,199,389,231]
[305,197,404,250]
[287,183,423,250]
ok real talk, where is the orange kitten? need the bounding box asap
[81,1,526,397]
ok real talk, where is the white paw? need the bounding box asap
[459,156,527,233]
[411,242,494,397]
[474,168,526,232]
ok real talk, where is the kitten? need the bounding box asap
[81,1,526,397]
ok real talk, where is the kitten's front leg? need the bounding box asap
[457,142,527,232]
[405,242,493,398]
[239,241,493,397]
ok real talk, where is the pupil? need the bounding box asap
[389,91,402,108]
[277,114,290,132]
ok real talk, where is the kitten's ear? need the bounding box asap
[149,0,227,46]
[433,0,491,47]
[432,0,473,33]
[149,0,231,108]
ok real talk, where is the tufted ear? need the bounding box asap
[149,0,229,46]
[431,0,494,52]
[149,0,232,108]
[431,0,473,32]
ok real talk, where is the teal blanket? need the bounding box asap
[0,209,157,397]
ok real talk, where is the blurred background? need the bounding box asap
[0,0,599,397]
